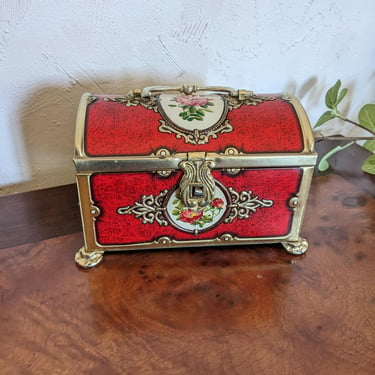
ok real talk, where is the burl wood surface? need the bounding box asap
[0,144,374,374]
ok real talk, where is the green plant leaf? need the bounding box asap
[314,111,336,128]
[358,104,375,134]
[336,87,348,105]
[325,80,341,109]
[318,142,354,172]
[361,154,375,174]
[207,102,214,106]
[363,140,375,152]
[168,104,177,107]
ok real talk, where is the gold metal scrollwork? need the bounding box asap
[104,92,159,112]
[227,93,275,110]
[117,190,169,225]
[87,95,97,105]
[177,158,216,212]
[158,119,233,146]
[103,87,276,146]
[117,184,274,231]
[225,188,274,223]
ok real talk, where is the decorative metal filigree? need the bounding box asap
[117,190,168,225]
[225,187,274,223]
[118,184,274,230]
[103,88,275,145]
[227,94,275,110]
[158,119,233,145]
[281,94,292,102]
[104,94,159,112]
[178,158,216,211]
[87,95,97,104]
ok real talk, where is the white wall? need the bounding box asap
[0,0,374,195]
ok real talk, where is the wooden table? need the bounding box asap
[1,143,374,374]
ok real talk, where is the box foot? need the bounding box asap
[281,237,308,255]
[75,247,104,268]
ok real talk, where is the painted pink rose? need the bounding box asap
[211,198,224,208]
[180,209,204,224]
[176,95,209,107]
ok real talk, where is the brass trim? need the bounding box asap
[286,166,314,241]
[74,93,92,158]
[158,119,233,146]
[76,173,101,252]
[74,152,317,172]
[77,233,303,254]
[286,94,315,153]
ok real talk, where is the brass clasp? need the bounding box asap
[177,152,215,212]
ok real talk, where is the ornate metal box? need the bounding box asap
[74,85,317,268]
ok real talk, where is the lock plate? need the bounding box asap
[177,152,216,212]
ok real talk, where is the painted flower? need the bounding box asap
[168,95,215,122]
[176,95,209,107]
[211,198,224,208]
[179,209,204,224]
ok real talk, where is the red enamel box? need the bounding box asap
[74,85,317,268]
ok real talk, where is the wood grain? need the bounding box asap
[0,184,81,249]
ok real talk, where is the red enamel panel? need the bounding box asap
[90,168,302,245]
[84,95,304,156]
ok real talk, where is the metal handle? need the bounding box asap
[140,84,253,99]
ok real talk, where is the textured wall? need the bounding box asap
[0,0,374,195]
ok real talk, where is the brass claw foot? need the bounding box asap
[75,247,104,268]
[281,237,308,255]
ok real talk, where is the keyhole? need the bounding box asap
[191,185,205,198]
